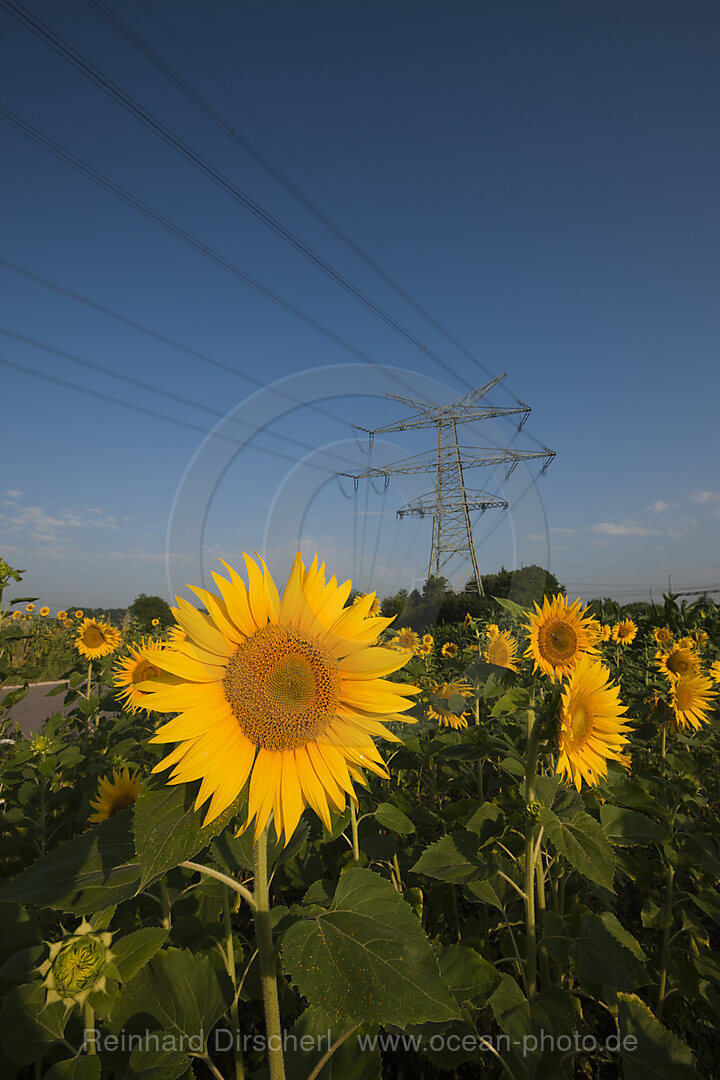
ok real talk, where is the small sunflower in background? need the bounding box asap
[669,672,716,732]
[556,656,632,791]
[525,594,599,680]
[26,603,35,613]
[135,553,417,843]
[74,610,84,619]
[114,639,167,713]
[600,624,612,642]
[56,610,68,620]
[694,629,710,648]
[89,767,142,822]
[612,619,638,646]
[395,626,421,654]
[485,623,500,638]
[708,659,720,683]
[676,635,696,651]
[426,680,473,729]
[63,618,74,629]
[441,641,459,658]
[653,627,673,646]
[485,630,520,672]
[655,644,699,682]
[12,610,22,620]
[75,618,122,660]
[353,592,382,616]
[464,612,474,626]
[151,618,160,627]
[422,633,434,649]
[40,606,50,616]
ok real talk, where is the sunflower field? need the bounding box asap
[0,554,719,1080]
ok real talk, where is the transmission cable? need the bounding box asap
[2,0,472,396]
[84,0,532,414]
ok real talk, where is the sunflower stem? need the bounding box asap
[222,885,245,1080]
[524,686,542,1000]
[656,859,675,1020]
[350,801,360,863]
[84,1002,96,1054]
[253,825,286,1080]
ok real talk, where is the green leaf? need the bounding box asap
[410,833,483,883]
[44,1059,101,1080]
[617,992,701,1079]
[690,888,720,926]
[0,815,140,914]
[285,1007,381,1080]
[126,1047,191,1080]
[438,944,500,1005]
[106,948,230,1044]
[374,802,415,835]
[133,776,245,888]
[282,868,460,1026]
[570,913,648,993]
[538,807,615,892]
[112,928,169,983]
[599,805,666,846]
[494,596,529,619]
[465,803,505,846]
[0,982,69,1065]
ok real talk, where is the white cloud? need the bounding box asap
[650,500,670,513]
[591,522,651,537]
[6,504,119,543]
[4,490,22,499]
[550,527,578,536]
[690,491,720,504]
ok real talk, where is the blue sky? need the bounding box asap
[1,0,719,610]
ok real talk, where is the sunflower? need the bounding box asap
[709,660,720,684]
[89,767,142,823]
[422,633,434,647]
[11,610,22,620]
[485,623,500,639]
[40,606,50,616]
[151,618,160,627]
[114,639,167,713]
[653,627,673,646]
[670,672,717,732]
[57,610,68,620]
[676,635,696,651]
[695,629,710,648]
[417,644,432,659]
[395,626,421,654]
[655,644,699,682]
[525,594,599,680]
[135,554,418,843]
[26,603,35,613]
[612,620,638,646]
[441,641,459,658]
[464,613,474,626]
[74,610,84,619]
[485,630,520,672]
[426,680,473,729]
[63,618,74,629]
[353,592,381,616]
[600,624,612,642]
[556,656,632,791]
[75,618,122,660]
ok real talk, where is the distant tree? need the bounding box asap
[129,593,172,631]
[380,588,408,620]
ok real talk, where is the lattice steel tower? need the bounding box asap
[340,376,555,595]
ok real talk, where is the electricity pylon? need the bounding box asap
[339,376,555,594]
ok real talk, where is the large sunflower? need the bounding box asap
[655,644,699,682]
[75,618,122,660]
[612,619,637,645]
[426,680,473,729]
[525,594,599,680]
[556,656,632,791]
[136,554,418,842]
[114,638,167,713]
[484,630,520,672]
[669,672,716,732]
[89,767,142,823]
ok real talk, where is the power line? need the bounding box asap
[2,0,473,397]
[84,0,532,415]
[0,105,430,405]
[0,325,367,472]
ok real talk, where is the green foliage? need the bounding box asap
[128,593,173,630]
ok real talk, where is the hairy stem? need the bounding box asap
[253,826,286,1080]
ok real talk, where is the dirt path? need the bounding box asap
[1,682,70,736]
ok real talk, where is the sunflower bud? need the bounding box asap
[525,799,543,820]
[38,919,114,1007]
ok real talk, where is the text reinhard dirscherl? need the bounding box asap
[82,1027,639,1057]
